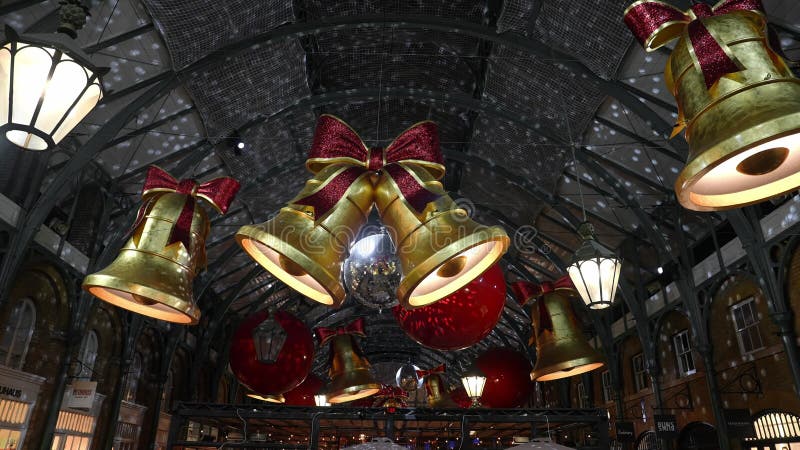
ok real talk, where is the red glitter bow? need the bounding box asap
[416,364,446,379]
[295,115,445,219]
[624,0,763,89]
[132,166,241,250]
[511,277,574,335]
[315,317,367,346]
[376,385,409,399]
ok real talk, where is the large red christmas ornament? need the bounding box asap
[283,374,324,406]
[474,348,533,408]
[393,264,505,350]
[229,310,314,396]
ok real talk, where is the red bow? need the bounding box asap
[624,0,763,89]
[376,385,409,399]
[294,115,446,219]
[315,317,366,346]
[132,166,240,250]
[416,364,446,379]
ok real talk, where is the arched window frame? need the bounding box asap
[78,331,98,380]
[0,298,36,370]
[754,410,800,441]
[123,353,142,403]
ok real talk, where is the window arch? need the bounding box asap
[754,411,800,440]
[161,369,174,412]
[636,431,658,450]
[123,353,142,402]
[0,299,36,370]
[78,331,98,380]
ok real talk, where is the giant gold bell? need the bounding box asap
[236,164,374,307]
[424,374,457,408]
[530,289,605,382]
[668,11,800,210]
[374,164,509,308]
[82,193,206,324]
[326,334,381,403]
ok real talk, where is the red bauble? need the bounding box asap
[393,264,506,350]
[283,374,324,406]
[229,310,314,396]
[450,386,472,408]
[475,348,533,408]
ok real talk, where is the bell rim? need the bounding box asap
[676,92,800,211]
[82,273,199,325]
[246,393,286,403]
[397,226,509,310]
[235,225,346,307]
[326,383,382,404]
[532,360,606,382]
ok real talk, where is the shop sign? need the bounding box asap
[66,381,97,409]
[654,414,678,439]
[725,409,756,439]
[615,421,635,442]
[0,385,23,399]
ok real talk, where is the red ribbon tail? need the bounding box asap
[384,165,441,212]
[168,197,195,250]
[294,167,365,219]
[688,20,742,88]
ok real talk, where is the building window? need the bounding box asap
[0,299,36,370]
[77,332,98,380]
[52,410,96,450]
[601,370,613,404]
[633,353,649,392]
[731,298,764,355]
[123,353,142,403]
[672,330,696,376]
[754,411,800,440]
[577,381,588,408]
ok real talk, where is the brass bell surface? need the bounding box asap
[530,289,605,382]
[326,334,381,403]
[82,192,206,324]
[374,164,509,309]
[236,164,374,307]
[669,11,800,210]
[424,374,457,408]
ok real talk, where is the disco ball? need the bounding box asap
[395,363,423,391]
[343,229,401,310]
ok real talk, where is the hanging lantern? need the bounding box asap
[566,223,621,310]
[315,318,381,403]
[460,365,487,408]
[83,166,240,324]
[393,264,506,350]
[473,348,533,408]
[342,226,401,310]
[512,279,605,382]
[624,1,800,210]
[229,310,315,397]
[314,392,330,407]
[0,26,106,151]
[252,313,287,364]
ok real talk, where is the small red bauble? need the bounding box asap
[229,310,314,396]
[393,264,506,350]
[283,374,324,406]
[475,348,533,408]
[450,386,472,408]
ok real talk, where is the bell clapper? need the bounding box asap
[279,254,307,277]
[436,255,467,278]
[736,147,790,176]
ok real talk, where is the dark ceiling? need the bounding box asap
[5,0,800,384]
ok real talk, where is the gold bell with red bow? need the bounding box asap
[512,280,605,381]
[625,0,800,210]
[417,364,456,407]
[315,318,381,403]
[83,166,240,324]
[236,118,375,307]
